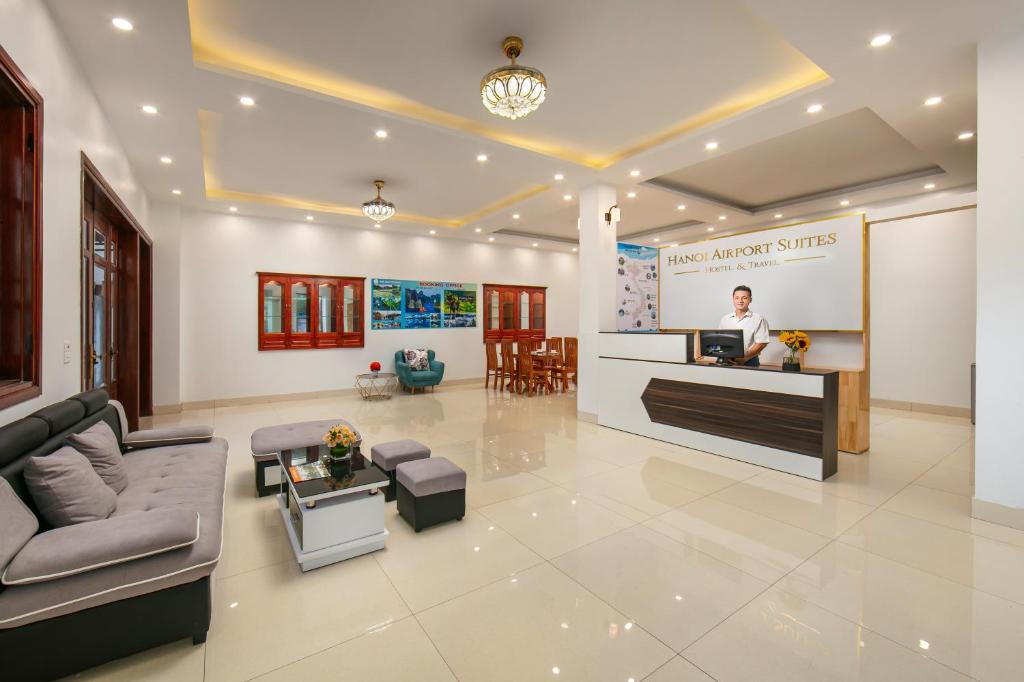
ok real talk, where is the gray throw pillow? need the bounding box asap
[2,508,199,585]
[123,424,214,449]
[66,421,127,493]
[23,448,117,527]
[0,478,39,573]
[403,348,429,371]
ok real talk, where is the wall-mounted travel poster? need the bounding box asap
[371,279,477,329]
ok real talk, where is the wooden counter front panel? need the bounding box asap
[640,377,838,470]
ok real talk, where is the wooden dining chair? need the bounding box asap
[499,340,517,392]
[484,340,501,389]
[547,337,563,356]
[518,339,545,395]
[563,337,578,388]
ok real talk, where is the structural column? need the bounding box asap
[576,183,617,417]
[973,28,1024,528]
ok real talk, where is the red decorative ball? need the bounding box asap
[370,361,381,372]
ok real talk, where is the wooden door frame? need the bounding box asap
[80,153,153,428]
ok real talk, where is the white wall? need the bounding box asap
[975,29,1024,512]
[869,207,976,408]
[168,208,578,404]
[0,0,149,425]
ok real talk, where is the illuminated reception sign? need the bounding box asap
[658,214,864,331]
[371,279,477,329]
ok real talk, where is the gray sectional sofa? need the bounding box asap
[0,389,227,681]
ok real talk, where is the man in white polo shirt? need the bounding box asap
[719,285,769,367]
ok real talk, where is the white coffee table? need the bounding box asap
[276,446,389,571]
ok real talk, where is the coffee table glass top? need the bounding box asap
[279,444,388,500]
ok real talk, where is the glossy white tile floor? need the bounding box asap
[64,388,1021,682]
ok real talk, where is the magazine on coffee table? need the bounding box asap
[288,461,328,483]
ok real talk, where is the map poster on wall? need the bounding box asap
[617,243,660,332]
[371,279,477,329]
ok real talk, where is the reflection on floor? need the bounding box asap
[67,385,1014,681]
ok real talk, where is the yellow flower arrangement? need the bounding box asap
[778,330,811,353]
[323,424,358,449]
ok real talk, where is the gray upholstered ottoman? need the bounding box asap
[395,457,466,532]
[371,439,431,501]
[250,419,361,496]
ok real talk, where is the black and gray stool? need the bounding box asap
[395,457,466,532]
[370,439,431,501]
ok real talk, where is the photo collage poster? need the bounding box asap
[371,279,477,329]
[616,243,660,331]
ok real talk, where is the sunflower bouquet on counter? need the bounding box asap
[778,330,811,371]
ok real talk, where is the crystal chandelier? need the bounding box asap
[481,36,547,120]
[361,180,395,222]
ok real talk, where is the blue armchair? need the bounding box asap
[395,350,445,392]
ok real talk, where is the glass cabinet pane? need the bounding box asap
[263,281,283,333]
[343,285,357,332]
[292,282,310,333]
[519,292,529,329]
[533,302,543,329]
[489,291,499,329]
[318,283,336,333]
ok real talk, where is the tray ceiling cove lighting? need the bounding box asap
[362,180,396,222]
[481,36,547,120]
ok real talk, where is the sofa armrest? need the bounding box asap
[429,360,445,378]
[395,361,412,382]
[2,508,200,585]
[124,424,214,449]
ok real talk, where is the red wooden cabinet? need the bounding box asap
[258,272,364,350]
[482,284,546,343]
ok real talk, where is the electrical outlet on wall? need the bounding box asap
[63,341,72,364]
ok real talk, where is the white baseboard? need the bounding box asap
[973,497,1024,532]
[870,398,971,418]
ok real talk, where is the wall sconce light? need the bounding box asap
[605,205,620,224]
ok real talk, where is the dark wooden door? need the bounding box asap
[83,198,119,398]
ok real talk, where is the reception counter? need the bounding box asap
[597,333,838,480]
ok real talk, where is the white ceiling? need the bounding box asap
[42,0,1022,251]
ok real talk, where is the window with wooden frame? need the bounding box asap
[258,273,364,350]
[0,45,43,409]
[482,284,546,342]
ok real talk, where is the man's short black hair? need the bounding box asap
[733,285,752,296]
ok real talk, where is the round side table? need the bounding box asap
[355,372,399,400]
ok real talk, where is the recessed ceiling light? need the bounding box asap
[626,191,637,199]
[476,154,488,162]
[239,96,255,107]
[111,17,133,31]
[707,226,715,232]
[474,227,482,233]
[653,237,660,242]
[924,96,943,106]
[806,103,823,114]
[718,215,726,221]
[774,213,783,219]
[532,242,539,247]
[629,169,640,177]
[958,131,974,140]
[670,243,679,247]
[840,199,850,206]
[375,129,388,138]
[924,183,936,189]
[171,188,181,195]
[919,640,930,651]
[305,215,314,221]
[141,104,158,115]
[429,229,437,235]
[571,247,578,253]
[676,204,686,210]
[870,34,892,47]
[488,236,495,242]
[228,206,238,212]
[563,194,572,201]
[512,213,520,220]
[374,223,381,228]
[705,141,719,151]
[554,173,564,181]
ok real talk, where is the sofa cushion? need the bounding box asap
[0,417,49,469]
[2,508,199,586]
[250,419,360,455]
[124,425,214,449]
[69,389,110,417]
[0,479,38,573]
[397,457,466,497]
[66,421,128,493]
[0,437,228,629]
[23,448,117,527]
[403,348,429,371]
[371,439,431,471]
[30,400,86,434]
